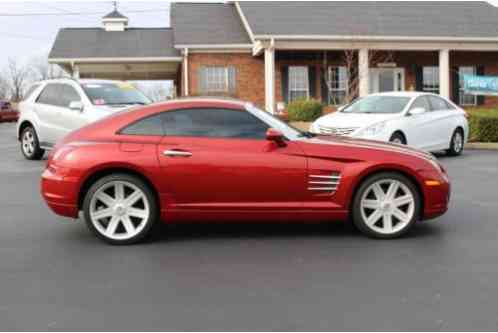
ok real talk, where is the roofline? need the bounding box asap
[48,56,183,63]
[253,34,498,42]
[174,44,253,49]
[234,1,255,43]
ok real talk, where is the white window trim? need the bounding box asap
[459,66,477,106]
[423,66,440,94]
[288,66,310,102]
[328,66,349,105]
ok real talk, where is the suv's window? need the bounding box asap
[410,96,431,112]
[120,114,164,136]
[60,85,81,108]
[162,108,270,139]
[24,83,41,101]
[428,96,451,111]
[36,84,60,106]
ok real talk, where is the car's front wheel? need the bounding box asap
[83,174,159,245]
[21,126,45,160]
[446,128,464,156]
[352,172,421,239]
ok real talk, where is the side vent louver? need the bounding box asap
[308,172,341,194]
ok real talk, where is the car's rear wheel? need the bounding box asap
[21,126,45,160]
[83,174,159,245]
[446,128,464,156]
[352,172,421,239]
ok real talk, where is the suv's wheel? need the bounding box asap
[446,129,464,156]
[389,132,406,145]
[83,174,159,245]
[352,172,421,239]
[21,126,45,160]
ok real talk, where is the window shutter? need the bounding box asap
[451,66,460,105]
[414,66,423,91]
[281,66,289,104]
[477,65,485,105]
[308,65,316,99]
[198,67,207,94]
[321,67,330,105]
[228,66,237,94]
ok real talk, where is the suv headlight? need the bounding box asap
[361,121,386,136]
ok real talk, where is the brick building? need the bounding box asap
[49,1,498,113]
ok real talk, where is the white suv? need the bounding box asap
[17,79,151,160]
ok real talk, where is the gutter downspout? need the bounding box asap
[183,48,189,96]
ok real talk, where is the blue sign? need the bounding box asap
[463,75,498,96]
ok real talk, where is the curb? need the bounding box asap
[466,142,498,150]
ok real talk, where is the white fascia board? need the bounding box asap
[48,57,183,63]
[254,34,498,43]
[174,44,253,49]
[234,1,255,43]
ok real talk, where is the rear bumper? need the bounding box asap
[41,167,79,219]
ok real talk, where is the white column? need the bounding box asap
[183,48,189,96]
[264,46,275,114]
[439,49,450,99]
[358,48,370,97]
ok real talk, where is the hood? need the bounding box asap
[316,111,401,128]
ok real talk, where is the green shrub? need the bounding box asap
[287,99,323,122]
[468,109,498,142]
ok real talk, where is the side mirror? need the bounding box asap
[69,101,84,112]
[266,128,286,147]
[408,107,426,116]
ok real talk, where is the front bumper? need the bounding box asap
[420,170,451,220]
[41,166,79,219]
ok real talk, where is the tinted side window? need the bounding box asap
[120,114,164,136]
[410,96,431,111]
[37,84,59,105]
[60,85,81,108]
[428,96,450,111]
[162,108,270,139]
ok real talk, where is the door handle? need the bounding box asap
[163,149,192,157]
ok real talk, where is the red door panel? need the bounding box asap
[157,136,307,212]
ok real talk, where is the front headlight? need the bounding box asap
[360,121,386,136]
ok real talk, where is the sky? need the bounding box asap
[0,1,171,67]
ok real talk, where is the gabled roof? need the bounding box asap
[238,1,498,39]
[103,9,128,20]
[171,2,251,45]
[49,28,181,60]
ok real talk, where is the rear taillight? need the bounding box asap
[464,111,470,119]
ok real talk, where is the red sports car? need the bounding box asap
[41,98,450,244]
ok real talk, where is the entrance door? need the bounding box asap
[370,68,405,93]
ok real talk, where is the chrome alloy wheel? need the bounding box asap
[89,181,150,241]
[453,131,463,153]
[22,130,35,156]
[360,179,415,235]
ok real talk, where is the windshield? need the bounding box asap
[342,95,411,114]
[246,104,311,140]
[81,82,151,106]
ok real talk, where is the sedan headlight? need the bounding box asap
[360,121,386,136]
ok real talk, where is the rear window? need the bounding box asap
[81,82,151,106]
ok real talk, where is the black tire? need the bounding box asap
[20,126,45,160]
[446,128,464,156]
[352,172,421,239]
[389,132,406,145]
[82,174,159,245]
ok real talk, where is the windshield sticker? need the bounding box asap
[83,84,102,88]
[93,98,106,105]
[116,82,135,90]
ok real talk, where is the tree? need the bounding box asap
[4,58,29,102]
[30,55,66,81]
[321,50,394,105]
[0,75,9,100]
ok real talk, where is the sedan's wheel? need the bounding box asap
[389,132,406,145]
[21,126,45,160]
[352,173,421,239]
[446,129,464,156]
[83,174,158,245]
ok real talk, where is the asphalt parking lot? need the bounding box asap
[1,122,498,331]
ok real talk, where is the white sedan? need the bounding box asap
[310,92,469,156]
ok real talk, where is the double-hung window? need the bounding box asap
[199,66,236,94]
[288,66,309,102]
[459,66,477,106]
[423,66,439,94]
[328,66,348,105]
